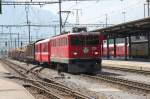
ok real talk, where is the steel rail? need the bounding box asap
[0,59,27,77]
[103,66,150,75]
[1,60,63,99]
[23,84,63,99]
[82,74,150,92]
[1,58,92,99]
[9,75,93,99]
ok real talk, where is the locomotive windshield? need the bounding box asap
[71,35,99,45]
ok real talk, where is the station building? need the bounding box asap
[92,17,150,60]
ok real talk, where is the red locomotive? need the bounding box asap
[35,32,103,73]
[9,27,104,74]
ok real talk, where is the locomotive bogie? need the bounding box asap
[67,58,101,73]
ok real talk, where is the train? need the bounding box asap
[103,43,128,57]
[8,27,104,74]
[103,40,148,58]
[8,27,148,74]
[130,40,148,58]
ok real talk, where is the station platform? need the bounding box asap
[102,59,150,72]
[0,62,35,99]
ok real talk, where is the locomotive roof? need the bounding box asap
[35,38,51,44]
[69,32,101,35]
[51,32,100,38]
[36,32,100,44]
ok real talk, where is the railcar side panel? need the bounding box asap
[50,35,69,63]
[35,43,41,62]
[25,43,35,62]
[35,39,51,64]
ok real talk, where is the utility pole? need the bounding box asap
[0,0,2,14]
[59,0,62,34]
[18,33,19,48]
[147,0,150,16]
[122,11,126,23]
[105,14,108,27]
[144,3,147,17]
[34,29,39,40]
[25,5,31,43]
[5,41,7,52]
[21,41,23,49]
[28,22,31,43]
[73,9,82,25]
[9,27,12,49]
[14,38,16,49]
[54,25,57,36]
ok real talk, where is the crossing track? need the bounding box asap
[0,58,93,99]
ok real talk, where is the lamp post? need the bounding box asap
[105,14,108,27]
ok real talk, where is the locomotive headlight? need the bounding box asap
[73,52,78,55]
[95,52,99,55]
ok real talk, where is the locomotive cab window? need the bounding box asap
[71,35,99,45]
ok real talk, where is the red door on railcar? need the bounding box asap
[35,39,51,64]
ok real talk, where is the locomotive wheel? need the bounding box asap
[62,64,68,72]
[93,61,102,74]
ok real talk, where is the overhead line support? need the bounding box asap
[147,0,150,16]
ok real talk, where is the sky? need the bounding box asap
[0,0,148,51]
[1,0,147,26]
[0,2,57,50]
[39,0,146,24]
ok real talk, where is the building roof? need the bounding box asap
[92,17,150,38]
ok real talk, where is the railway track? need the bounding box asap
[103,66,150,75]
[82,74,150,92]
[4,58,150,98]
[1,58,93,99]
